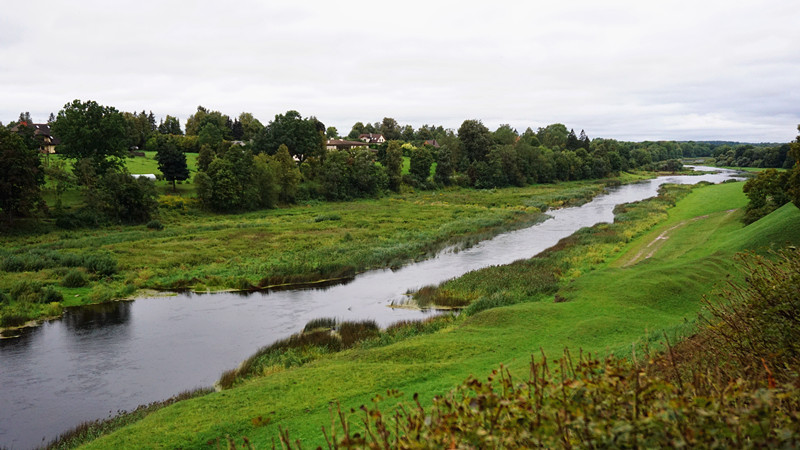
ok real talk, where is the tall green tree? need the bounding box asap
[96,170,158,224]
[380,117,401,140]
[742,168,790,224]
[0,127,44,223]
[492,124,518,146]
[156,141,190,191]
[185,106,231,138]
[537,123,569,150]
[384,140,403,192]
[158,115,183,135]
[434,144,454,186]
[238,112,264,141]
[409,146,433,184]
[787,125,800,209]
[252,110,324,162]
[347,122,366,140]
[198,123,224,148]
[271,144,301,203]
[51,99,128,175]
[458,120,492,163]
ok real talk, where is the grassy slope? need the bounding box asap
[80,182,800,448]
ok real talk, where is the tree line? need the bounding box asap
[2,99,798,226]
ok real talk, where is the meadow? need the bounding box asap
[62,180,800,448]
[0,168,648,328]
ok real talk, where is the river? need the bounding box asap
[0,167,741,448]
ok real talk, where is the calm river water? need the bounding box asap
[0,167,741,448]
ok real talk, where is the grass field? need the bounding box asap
[71,181,800,448]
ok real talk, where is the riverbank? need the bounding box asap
[69,180,800,448]
[0,173,650,329]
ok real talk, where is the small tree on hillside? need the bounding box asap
[156,141,190,192]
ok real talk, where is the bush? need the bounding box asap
[0,290,8,305]
[61,269,88,288]
[146,219,164,230]
[42,286,64,303]
[83,253,118,276]
[9,281,61,304]
[10,280,42,303]
[313,214,340,223]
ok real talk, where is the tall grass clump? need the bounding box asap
[412,286,470,309]
[10,280,44,303]
[61,269,88,287]
[83,253,118,276]
[303,317,337,332]
[339,320,379,348]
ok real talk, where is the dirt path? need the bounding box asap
[622,210,736,267]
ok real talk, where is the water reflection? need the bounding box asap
[62,301,132,331]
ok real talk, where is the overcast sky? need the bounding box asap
[2,0,798,142]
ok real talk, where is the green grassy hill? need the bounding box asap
[75,182,800,448]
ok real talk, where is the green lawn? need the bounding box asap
[76,181,800,448]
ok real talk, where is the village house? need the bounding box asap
[358,133,385,144]
[11,122,60,153]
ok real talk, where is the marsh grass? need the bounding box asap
[3,177,637,326]
[303,317,337,332]
[412,286,470,309]
[217,316,454,390]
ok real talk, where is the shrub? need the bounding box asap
[83,253,118,276]
[41,286,64,303]
[146,219,164,230]
[10,280,43,303]
[61,269,88,288]
[699,248,800,382]
[0,290,9,305]
[313,351,800,449]
[312,213,341,223]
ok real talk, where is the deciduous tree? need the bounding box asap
[0,127,44,223]
[156,141,190,191]
[252,110,324,162]
[458,120,492,163]
[384,140,403,192]
[51,99,128,175]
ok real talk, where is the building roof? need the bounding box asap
[11,122,61,145]
[358,133,385,143]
